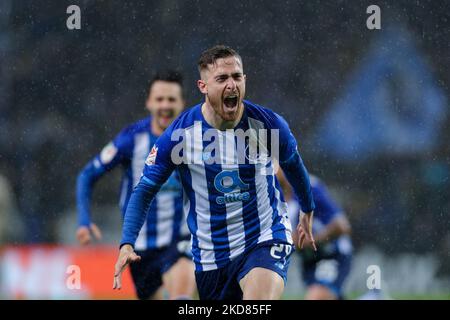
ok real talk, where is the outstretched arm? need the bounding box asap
[113,127,178,290]
[119,176,163,248]
[114,174,175,289]
[76,161,106,244]
[113,176,164,290]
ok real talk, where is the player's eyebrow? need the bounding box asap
[215,73,229,80]
[215,72,243,80]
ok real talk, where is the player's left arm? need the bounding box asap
[273,113,316,250]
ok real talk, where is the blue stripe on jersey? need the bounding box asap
[171,196,184,243]
[271,175,289,243]
[146,198,159,248]
[266,174,280,233]
[119,167,133,217]
[145,133,157,249]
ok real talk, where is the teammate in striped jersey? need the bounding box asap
[278,171,352,299]
[76,70,196,300]
[113,46,317,300]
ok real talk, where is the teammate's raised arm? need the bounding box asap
[76,132,131,245]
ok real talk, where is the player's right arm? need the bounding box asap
[113,126,178,289]
[76,129,132,245]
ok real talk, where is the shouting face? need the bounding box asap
[146,80,184,130]
[198,56,246,123]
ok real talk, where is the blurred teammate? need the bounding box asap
[76,70,196,300]
[113,45,317,300]
[277,171,352,300]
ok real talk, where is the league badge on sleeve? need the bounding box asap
[145,146,158,166]
[100,141,118,165]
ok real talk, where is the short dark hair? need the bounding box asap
[148,69,184,96]
[198,45,242,73]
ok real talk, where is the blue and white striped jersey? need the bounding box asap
[121,100,315,271]
[76,117,187,251]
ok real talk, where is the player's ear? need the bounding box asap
[197,79,207,94]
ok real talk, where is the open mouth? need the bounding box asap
[158,109,175,120]
[223,94,239,110]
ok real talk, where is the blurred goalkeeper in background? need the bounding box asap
[76,70,196,300]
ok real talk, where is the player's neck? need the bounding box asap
[150,117,164,136]
[201,101,244,130]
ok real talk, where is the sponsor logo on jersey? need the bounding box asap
[214,170,250,204]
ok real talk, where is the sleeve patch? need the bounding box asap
[145,146,158,166]
[100,142,118,164]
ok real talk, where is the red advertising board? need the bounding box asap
[0,245,136,299]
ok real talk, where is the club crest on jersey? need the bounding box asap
[100,142,118,165]
[145,146,158,166]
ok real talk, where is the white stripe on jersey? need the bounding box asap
[155,192,175,248]
[186,124,217,270]
[132,132,150,250]
[132,132,150,186]
[287,199,300,225]
[134,220,148,251]
[254,166,274,244]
